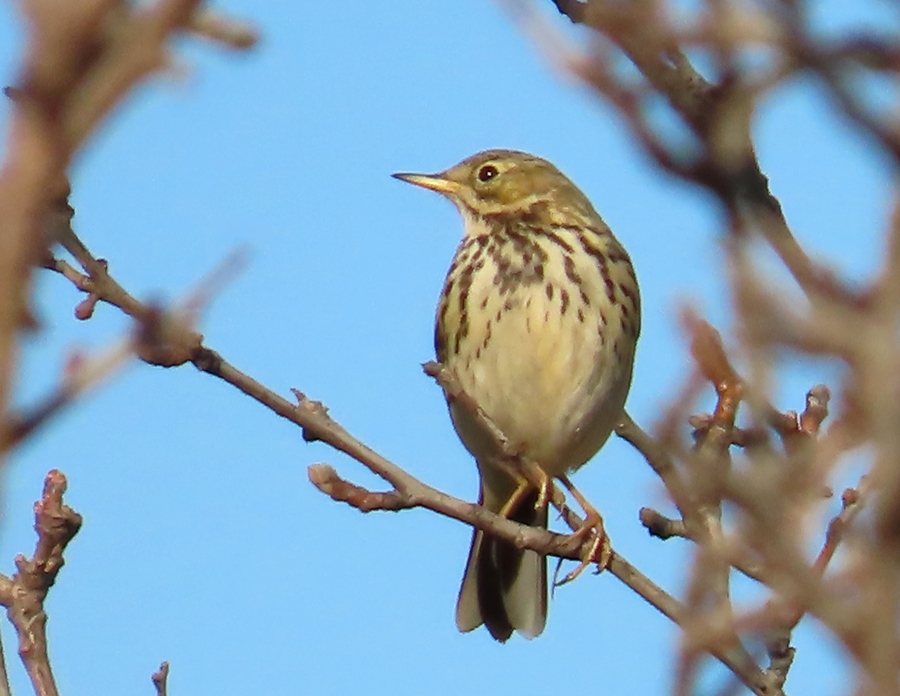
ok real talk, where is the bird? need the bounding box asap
[392,149,640,642]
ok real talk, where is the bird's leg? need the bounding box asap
[525,461,551,510]
[495,478,534,520]
[555,474,611,586]
[494,450,553,513]
[493,456,550,519]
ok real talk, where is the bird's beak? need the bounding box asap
[391,172,459,195]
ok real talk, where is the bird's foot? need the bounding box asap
[552,474,612,585]
[555,510,611,587]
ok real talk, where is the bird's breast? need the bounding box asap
[436,226,639,475]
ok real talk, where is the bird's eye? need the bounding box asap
[477,164,499,182]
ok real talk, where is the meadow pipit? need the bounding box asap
[393,150,640,642]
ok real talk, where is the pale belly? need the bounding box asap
[445,279,633,477]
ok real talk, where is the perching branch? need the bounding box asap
[41,215,781,694]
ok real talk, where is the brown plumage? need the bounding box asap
[394,150,640,641]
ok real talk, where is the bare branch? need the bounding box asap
[151,662,169,696]
[308,464,415,512]
[0,631,12,696]
[0,470,81,696]
[0,338,133,453]
[0,0,251,432]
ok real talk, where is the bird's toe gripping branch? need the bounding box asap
[553,474,612,586]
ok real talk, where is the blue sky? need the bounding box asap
[0,1,893,694]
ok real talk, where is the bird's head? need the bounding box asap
[393,149,597,223]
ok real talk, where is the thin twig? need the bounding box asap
[0,471,82,696]
[0,630,12,696]
[188,9,258,49]
[1,339,134,453]
[151,662,169,696]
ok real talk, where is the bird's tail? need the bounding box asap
[455,472,548,642]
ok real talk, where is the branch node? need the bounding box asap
[291,389,329,442]
[134,305,203,368]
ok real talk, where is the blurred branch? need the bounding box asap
[770,483,867,633]
[0,0,255,472]
[519,0,900,693]
[0,339,133,453]
[676,313,746,696]
[21,192,246,452]
[617,302,846,693]
[617,410,694,519]
[535,0,847,306]
[188,9,259,49]
[60,0,204,150]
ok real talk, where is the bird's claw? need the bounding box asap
[554,517,612,587]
